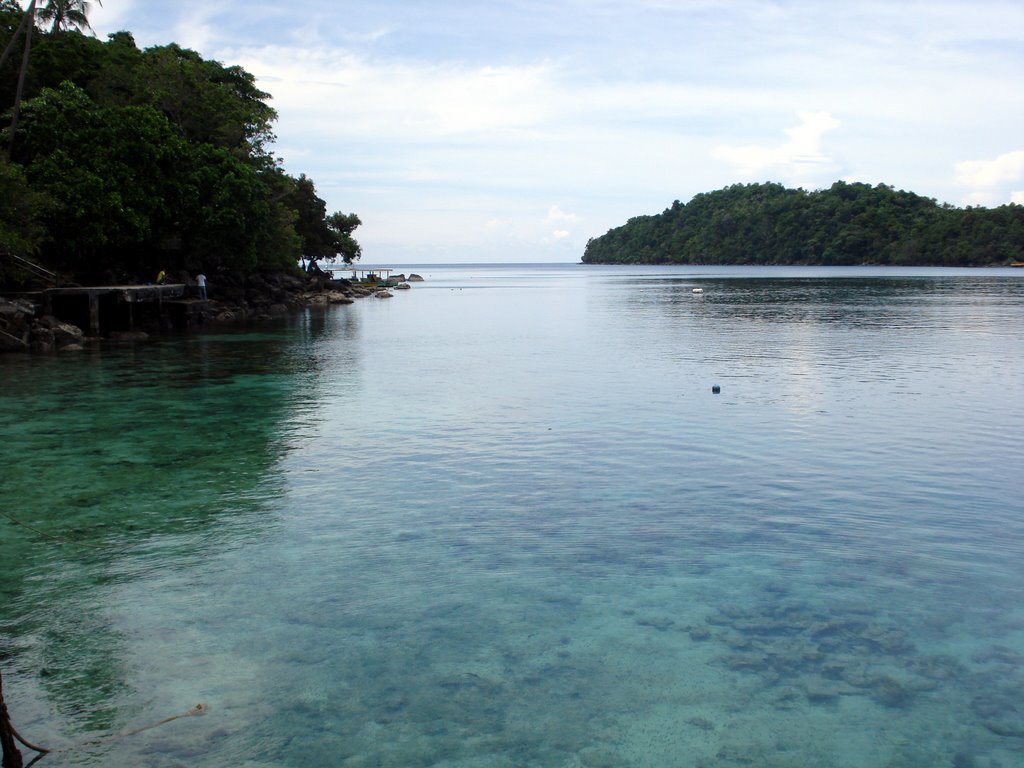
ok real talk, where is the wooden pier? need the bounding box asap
[41,284,199,335]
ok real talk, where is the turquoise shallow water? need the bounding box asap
[2,264,1024,767]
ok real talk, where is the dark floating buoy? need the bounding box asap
[711,385,721,394]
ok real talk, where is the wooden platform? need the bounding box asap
[42,284,188,335]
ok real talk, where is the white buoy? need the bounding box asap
[692,287,704,294]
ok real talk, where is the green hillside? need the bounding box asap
[582,182,1024,266]
[1,1,359,287]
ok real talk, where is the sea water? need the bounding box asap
[1,264,1023,767]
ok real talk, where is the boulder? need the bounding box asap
[407,273,425,282]
[374,290,394,299]
[39,315,84,348]
[1,297,35,319]
[30,326,54,352]
[109,330,149,341]
[0,298,33,351]
[394,282,411,290]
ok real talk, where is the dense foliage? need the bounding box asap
[582,182,1024,266]
[0,1,360,286]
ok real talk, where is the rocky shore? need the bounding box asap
[0,269,423,354]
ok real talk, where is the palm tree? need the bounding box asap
[3,0,100,158]
[37,0,102,34]
[4,0,36,159]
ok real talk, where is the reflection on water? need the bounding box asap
[2,267,1024,767]
[0,307,360,748]
[619,276,1022,342]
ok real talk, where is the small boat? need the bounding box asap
[692,287,704,294]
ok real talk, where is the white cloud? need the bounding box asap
[712,111,841,185]
[230,47,554,140]
[341,26,393,45]
[544,205,579,225]
[955,150,1024,187]
[954,150,1024,206]
[543,206,579,241]
[87,0,134,34]
[174,5,220,53]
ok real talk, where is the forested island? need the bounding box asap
[582,182,1024,266]
[0,0,359,289]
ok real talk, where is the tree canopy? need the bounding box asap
[582,182,1024,267]
[0,2,361,286]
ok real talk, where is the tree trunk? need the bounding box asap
[7,0,36,160]
[0,1,35,71]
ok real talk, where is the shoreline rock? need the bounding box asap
[0,297,34,352]
[0,269,406,354]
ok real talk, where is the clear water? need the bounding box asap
[2,264,1024,768]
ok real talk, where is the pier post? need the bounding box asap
[88,292,100,336]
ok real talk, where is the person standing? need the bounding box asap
[196,272,207,300]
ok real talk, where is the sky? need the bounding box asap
[82,0,1024,264]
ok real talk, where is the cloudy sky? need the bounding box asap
[85,1,1024,263]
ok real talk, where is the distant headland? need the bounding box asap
[582,182,1024,267]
